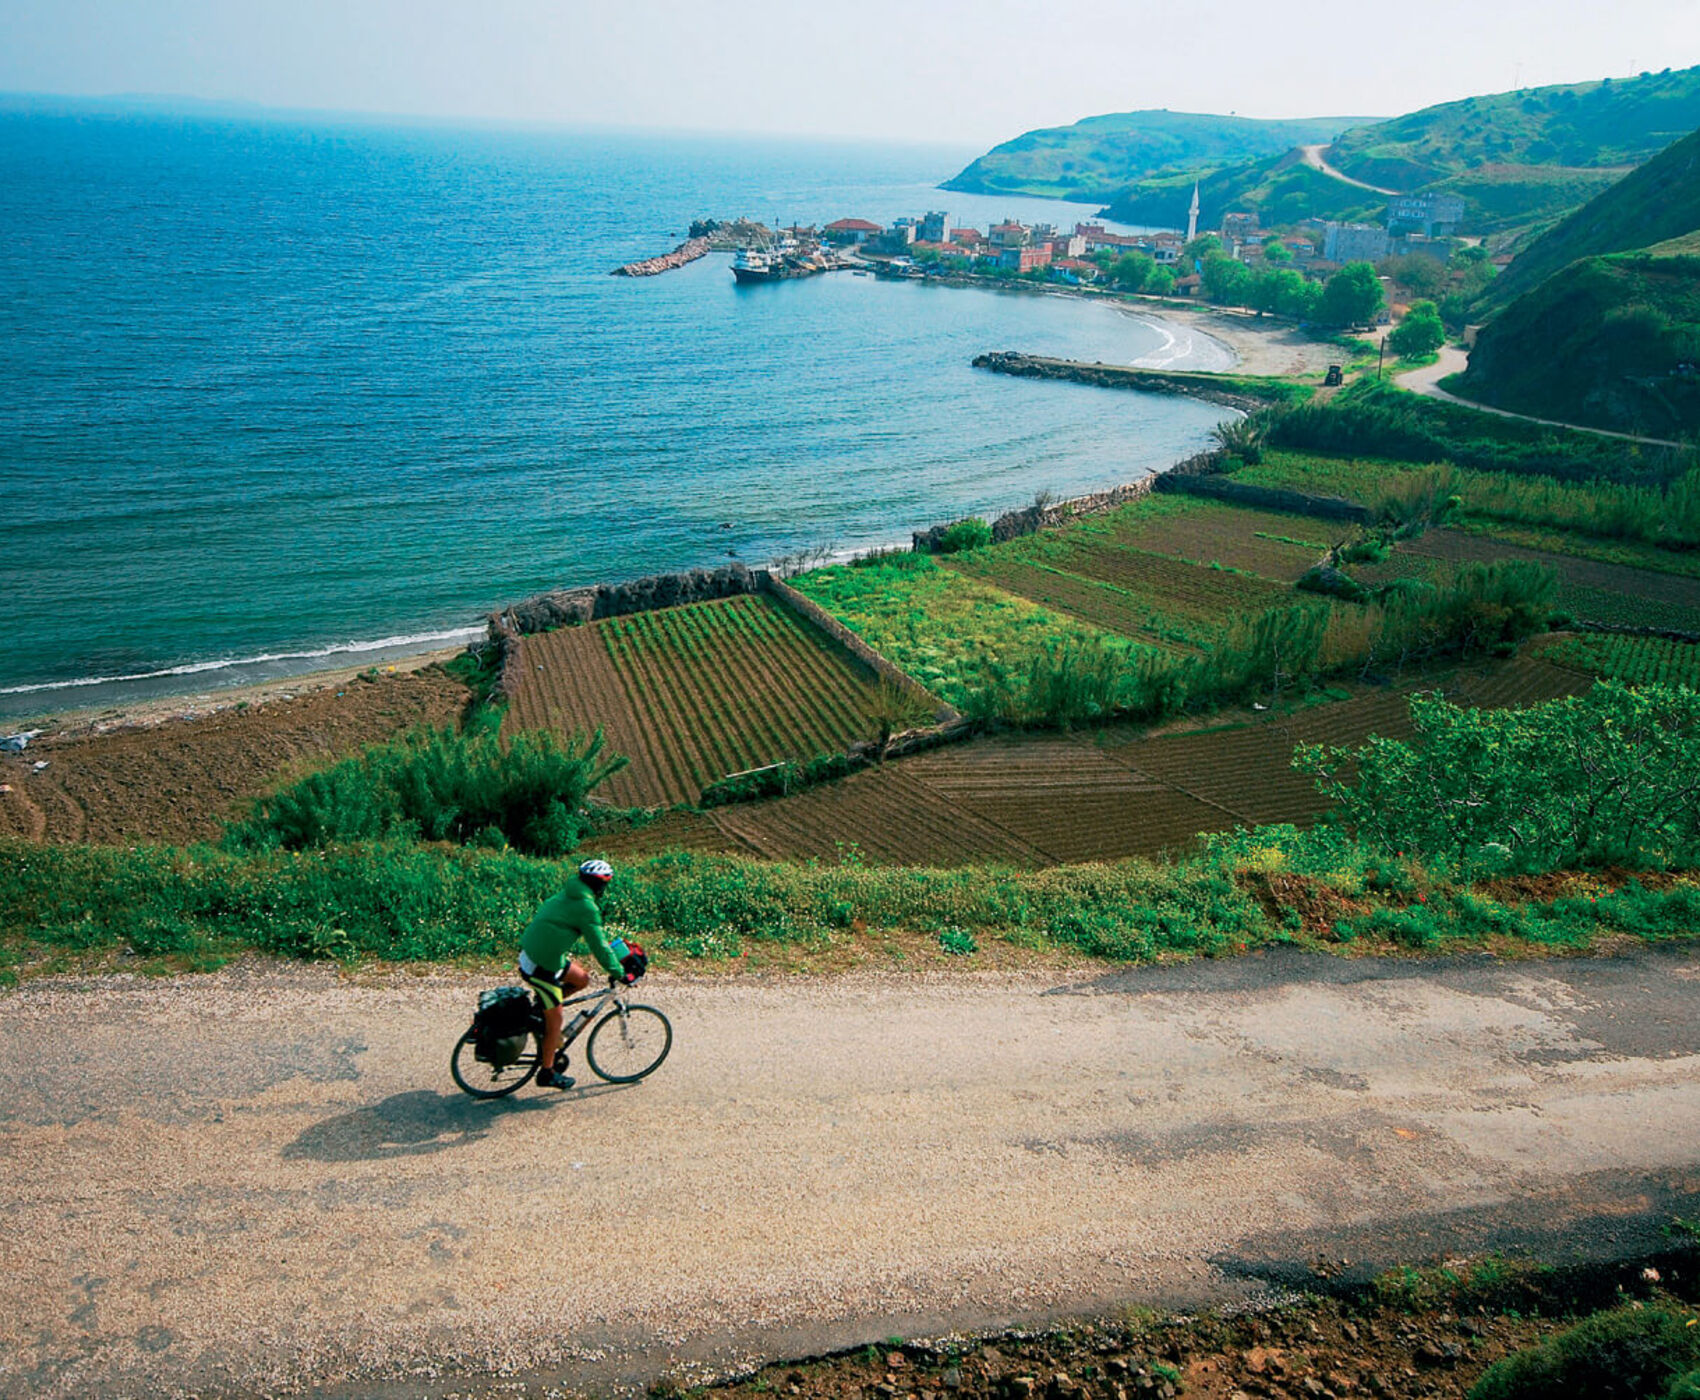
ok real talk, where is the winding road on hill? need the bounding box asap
[6,949,1700,1398]
[1396,346,1690,448]
[1297,145,1400,195]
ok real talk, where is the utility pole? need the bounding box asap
[1378,335,1387,380]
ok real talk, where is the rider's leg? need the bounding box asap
[562,960,591,994]
[539,1002,565,1070]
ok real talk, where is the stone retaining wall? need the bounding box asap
[1153,470,1370,522]
[492,564,762,636]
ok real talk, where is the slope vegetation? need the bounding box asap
[1483,122,1700,308]
[1460,250,1700,436]
[1096,67,1700,237]
[1327,66,1700,191]
[941,109,1369,201]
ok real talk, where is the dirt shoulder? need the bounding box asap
[5,949,1699,1399]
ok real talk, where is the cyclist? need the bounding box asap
[518,857,632,1091]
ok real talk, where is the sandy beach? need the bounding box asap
[1116,296,1347,377]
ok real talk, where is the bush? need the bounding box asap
[1388,299,1446,359]
[1299,682,1700,873]
[226,716,627,857]
[936,518,993,554]
[1468,1304,1700,1400]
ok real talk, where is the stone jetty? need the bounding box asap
[611,237,711,277]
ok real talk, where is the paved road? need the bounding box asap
[1297,145,1399,196]
[6,950,1700,1398]
[1397,346,1689,448]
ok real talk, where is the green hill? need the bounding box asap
[1482,123,1700,309]
[1100,149,1381,228]
[1458,251,1700,437]
[942,109,1369,201]
[1092,67,1700,237]
[1327,66,1700,191]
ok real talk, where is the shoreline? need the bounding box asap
[9,647,466,740]
[8,297,1324,736]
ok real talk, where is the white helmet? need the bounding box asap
[579,858,614,883]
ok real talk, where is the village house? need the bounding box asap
[823,218,883,245]
[1322,221,1390,263]
[1221,211,1260,243]
[988,220,1031,249]
[1000,244,1052,272]
[917,211,950,242]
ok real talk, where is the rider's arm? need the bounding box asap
[578,900,622,977]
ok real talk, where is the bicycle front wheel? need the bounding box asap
[585,1004,672,1083]
[450,1027,540,1099]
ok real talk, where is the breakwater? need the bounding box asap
[611,237,711,277]
[972,350,1290,412]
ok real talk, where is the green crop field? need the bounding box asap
[1547,633,1700,688]
[507,594,905,806]
[788,555,1157,711]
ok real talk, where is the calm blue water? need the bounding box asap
[0,100,1232,717]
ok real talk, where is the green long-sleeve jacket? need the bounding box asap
[520,878,618,975]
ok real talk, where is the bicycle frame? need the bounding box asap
[539,981,636,1045]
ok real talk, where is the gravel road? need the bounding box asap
[5,948,1700,1398]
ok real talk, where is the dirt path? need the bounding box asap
[6,949,1700,1398]
[1396,347,1690,448]
[1297,145,1399,196]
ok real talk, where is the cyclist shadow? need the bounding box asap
[283,1083,631,1163]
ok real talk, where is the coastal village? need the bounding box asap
[621,189,1485,334]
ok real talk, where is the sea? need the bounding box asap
[0,98,1236,719]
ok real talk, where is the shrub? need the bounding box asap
[1211,412,1274,465]
[1297,565,1371,604]
[226,716,627,857]
[1388,300,1446,359]
[1468,1304,1700,1400]
[1299,682,1700,873]
[936,518,994,554]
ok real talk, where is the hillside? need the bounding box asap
[1458,250,1700,436]
[941,109,1368,201]
[1100,148,1381,229]
[1482,122,1700,308]
[1095,67,1700,236]
[1327,65,1700,191]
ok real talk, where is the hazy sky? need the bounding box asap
[3,0,1699,146]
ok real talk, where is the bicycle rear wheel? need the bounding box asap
[450,1027,540,1099]
[585,1004,672,1083]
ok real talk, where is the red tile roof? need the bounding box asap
[826,218,883,232]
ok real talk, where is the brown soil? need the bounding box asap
[1359,530,1700,634]
[0,668,469,844]
[699,1294,1576,1400]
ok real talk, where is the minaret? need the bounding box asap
[1187,182,1200,243]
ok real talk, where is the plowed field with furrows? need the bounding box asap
[1357,530,1700,633]
[1039,543,1293,618]
[505,596,886,807]
[709,765,1050,867]
[0,670,468,845]
[1087,500,1335,583]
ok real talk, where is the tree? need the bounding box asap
[1180,233,1222,266]
[1379,252,1445,300]
[1201,252,1253,306]
[1262,237,1293,264]
[1111,251,1154,291]
[1248,267,1319,319]
[1318,261,1386,327]
[1145,265,1177,296]
[1388,299,1445,358]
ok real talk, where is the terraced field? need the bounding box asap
[1544,633,1700,688]
[1065,495,1338,583]
[505,595,892,807]
[683,654,1595,868]
[1354,529,1700,633]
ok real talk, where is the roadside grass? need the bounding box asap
[4,829,1696,986]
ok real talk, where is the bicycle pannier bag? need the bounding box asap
[473,986,532,1065]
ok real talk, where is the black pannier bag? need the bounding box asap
[473,986,533,1066]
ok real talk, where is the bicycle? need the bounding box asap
[450,979,673,1100]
